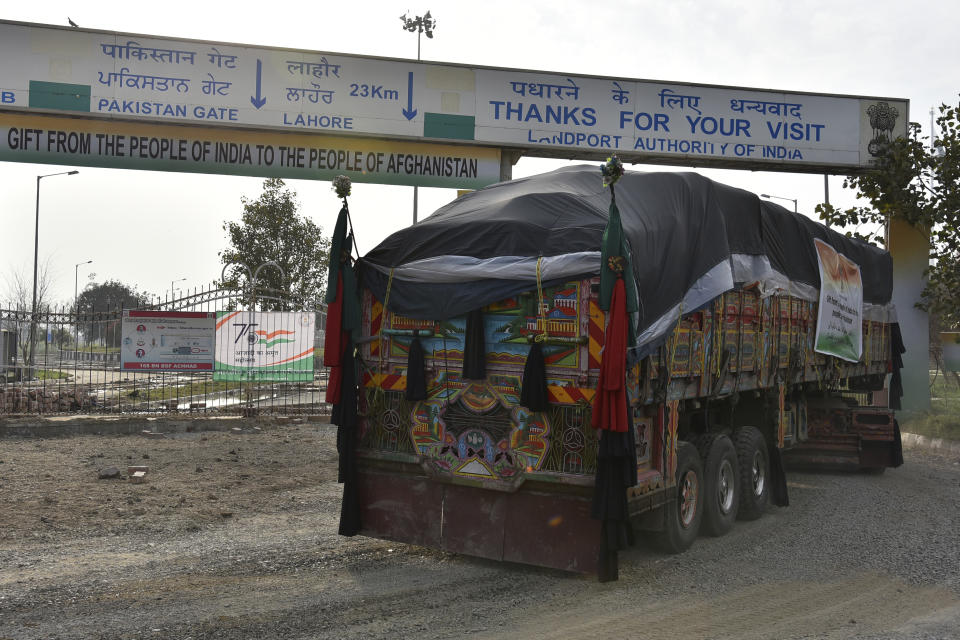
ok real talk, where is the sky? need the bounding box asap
[1,0,957,308]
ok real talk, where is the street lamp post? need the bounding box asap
[74,259,92,356]
[170,278,187,306]
[760,193,798,213]
[400,10,436,225]
[74,260,92,312]
[29,170,79,377]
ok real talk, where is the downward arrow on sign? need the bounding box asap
[401,71,417,120]
[250,59,267,109]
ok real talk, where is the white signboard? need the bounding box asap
[120,310,215,370]
[813,239,864,363]
[214,311,315,382]
[0,20,908,173]
[475,70,894,168]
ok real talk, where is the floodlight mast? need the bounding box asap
[399,10,436,60]
[399,10,437,225]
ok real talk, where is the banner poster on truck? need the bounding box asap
[213,311,315,381]
[813,238,863,362]
[120,310,216,370]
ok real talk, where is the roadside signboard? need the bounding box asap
[0,19,908,175]
[213,311,315,382]
[120,310,215,370]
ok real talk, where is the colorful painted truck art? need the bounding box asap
[326,165,903,581]
[362,282,597,489]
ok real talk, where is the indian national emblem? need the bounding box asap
[866,102,900,157]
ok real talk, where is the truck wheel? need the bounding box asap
[694,434,740,536]
[653,441,703,553]
[735,426,769,521]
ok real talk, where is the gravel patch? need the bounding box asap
[1,425,957,639]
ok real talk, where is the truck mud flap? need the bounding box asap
[783,435,899,471]
[356,463,606,575]
[788,408,900,471]
[783,433,863,470]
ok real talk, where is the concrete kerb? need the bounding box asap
[0,414,332,438]
[901,431,960,456]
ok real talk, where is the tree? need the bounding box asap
[4,258,57,364]
[817,96,960,328]
[219,178,331,311]
[52,326,73,349]
[75,280,149,347]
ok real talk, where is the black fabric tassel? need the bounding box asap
[591,427,637,523]
[892,419,905,467]
[331,338,356,431]
[324,205,349,304]
[889,323,907,411]
[462,308,486,379]
[591,404,638,582]
[405,337,427,401]
[334,338,361,536]
[769,445,789,507]
[520,342,549,411]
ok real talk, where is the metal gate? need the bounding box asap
[0,285,328,417]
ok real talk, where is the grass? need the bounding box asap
[37,369,70,380]
[126,381,245,402]
[899,371,960,442]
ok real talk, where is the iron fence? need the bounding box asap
[0,285,329,417]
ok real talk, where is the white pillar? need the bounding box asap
[888,218,931,416]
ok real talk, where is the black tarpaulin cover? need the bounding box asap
[360,166,894,356]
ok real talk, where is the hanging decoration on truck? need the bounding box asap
[326,174,363,537]
[462,308,487,379]
[404,336,427,401]
[332,175,351,200]
[601,154,625,187]
[519,256,551,411]
[324,222,361,400]
[593,171,632,432]
[590,161,638,580]
[519,341,549,411]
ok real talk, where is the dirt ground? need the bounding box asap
[0,421,330,544]
[1,422,959,639]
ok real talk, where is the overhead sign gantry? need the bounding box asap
[0,20,909,187]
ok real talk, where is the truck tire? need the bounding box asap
[653,441,703,554]
[734,426,769,521]
[693,434,740,537]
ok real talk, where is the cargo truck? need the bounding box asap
[328,165,903,581]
